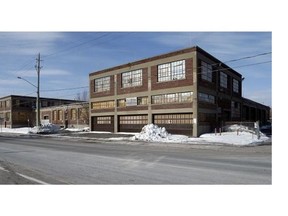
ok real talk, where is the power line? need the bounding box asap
[43,33,111,58]
[197,51,271,70]
[224,52,271,64]
[41,86,88,92]
[196,60,271,76]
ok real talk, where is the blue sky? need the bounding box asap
[0,32,271,106]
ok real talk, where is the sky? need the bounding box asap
[0,1,284,215]
[0,32,271,106]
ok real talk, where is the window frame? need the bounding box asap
[198,92,215,104]
[91,100,115,110]
[201,61,213,82]
[94,76,110,93]
[157,60,186,82]
[152,92,193,105]
[220,72,228,88]
[233,79,239,93]
[121,69,143,88]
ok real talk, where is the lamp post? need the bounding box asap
[17,53,41,131]
[17,76,40,129]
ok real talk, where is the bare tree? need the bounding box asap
[75,90,89,101]
[75,90,89,125]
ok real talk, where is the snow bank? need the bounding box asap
[133,124,270,145]
[0,127,31,134]
[134,124,170,141]
[199,131,269,145]
[65,127,90,132]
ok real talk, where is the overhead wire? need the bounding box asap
[3,33,271,95]
[43,33,111,58]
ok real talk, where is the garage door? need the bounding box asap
[153,113,193,136]
[91,116,114,132]
[118,115,148,133]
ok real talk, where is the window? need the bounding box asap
[71,109,77,120]
[53,110,57,121]
[5,100,11,108]
[137,97,148,105]
[220,72,227,88]
[5,112,10,121]
[152,92,193,104]
[201,61,213,82]
[91,101,115,110]
[94,76,110,93]
[117,99,126,107]
[158,60,185,82]
[15,100,20,107]
[231,101,240,118]
[119,115,148,125]
[198,92,215,104]
[121,69,142,88]
[117,96,148,107]
[42,101,48,107]
[97,116,112,124]
[154,114,193,124]
[58,110,63,121]
[233,79,239,93]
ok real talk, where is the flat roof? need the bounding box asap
[0,95,84,102]
[89,46,242,77]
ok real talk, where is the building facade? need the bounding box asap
[89,46,270,137]
[40,102,89,128]
[0,95,81,128]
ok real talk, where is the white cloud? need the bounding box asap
[12,69,71,78]
[0,32,66,55]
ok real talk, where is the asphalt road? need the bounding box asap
[0,134,271,184]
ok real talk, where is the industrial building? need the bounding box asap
[0,95,81,128]
[89,46,270,137]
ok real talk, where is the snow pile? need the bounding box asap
[0,127,30,134]
[224,124,255,133]
[200,131,269,145]
[133,124,270,145]
[134,124,170,141]
[30,124,60,134]
[65,127,90,132]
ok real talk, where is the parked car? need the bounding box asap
[260,123,272,136]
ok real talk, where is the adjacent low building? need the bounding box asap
[89,46,270,137]
[40,102,89,129]
[0,95,83,128]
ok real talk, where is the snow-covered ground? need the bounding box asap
[133,124,269,145]
[0,124,270,146]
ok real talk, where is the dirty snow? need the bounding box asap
[1,123,270,146]
[133,124,270,145]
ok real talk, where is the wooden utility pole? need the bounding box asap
[35,53,42,129]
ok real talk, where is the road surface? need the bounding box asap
[0,134,271,184]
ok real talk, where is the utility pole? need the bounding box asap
[35,53,42,129]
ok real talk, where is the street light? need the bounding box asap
[17,76,40,130]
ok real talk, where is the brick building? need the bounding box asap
[0,95,81,128]
[89,46,270,137]
[40,102,89,128]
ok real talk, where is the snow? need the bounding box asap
[134,124,170,141]
[0,123,60,134]
[0,124,270,146]
[65,127,90,132]
[0,127,31,134]
[133,124,270,146]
